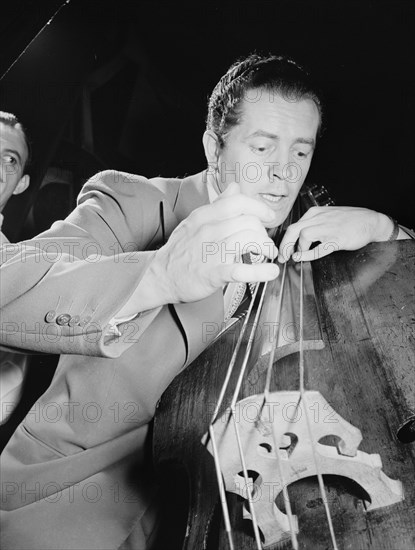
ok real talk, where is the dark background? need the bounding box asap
[1,0,414,238]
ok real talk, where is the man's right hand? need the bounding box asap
[143,182,279,306]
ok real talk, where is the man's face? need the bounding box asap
[0,122,30,213]
[207,91,320,228]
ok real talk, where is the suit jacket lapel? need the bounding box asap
[171,171,224,366]
[173,171,210,222]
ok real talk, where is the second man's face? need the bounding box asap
[215,91,319,228]
[0,122,29,212]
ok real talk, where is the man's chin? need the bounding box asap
[265,197,298,229]
[265,214,286,230]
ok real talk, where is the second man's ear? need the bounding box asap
[202,130,221,167]
[13,174,30,196]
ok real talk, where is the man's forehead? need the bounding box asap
[237,93,320,139]
[0,122,28,162]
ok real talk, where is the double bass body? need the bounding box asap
[153,238,415,549]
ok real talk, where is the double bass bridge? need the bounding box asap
[205,390,404,547]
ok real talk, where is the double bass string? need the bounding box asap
[208,280,264,549]
[207,204,315,548]
[260,261,299,550]
[263,262,287,398]
[208,424,235,549]
[209,281,259,424]
[209,261,299,549]
[259,258,339,549]
[224,278,277,549]
[208,212,301,548]
[226,279,269,549]
[297,261,339,550]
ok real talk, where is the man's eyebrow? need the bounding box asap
[246,130,279,140]
[246,130,315,148]
[294,137,316,148]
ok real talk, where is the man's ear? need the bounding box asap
[202,130,221,168]
[13,174,30,195]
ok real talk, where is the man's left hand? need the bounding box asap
[278,206,394,263]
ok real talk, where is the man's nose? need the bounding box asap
[265,160,280,182]
[265,150,288,182]
[266,156,301,185]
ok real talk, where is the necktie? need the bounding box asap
[223,253,263,321]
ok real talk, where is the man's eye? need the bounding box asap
[2,155,17,164]
[250,145,268,154]
[295,150,310,159]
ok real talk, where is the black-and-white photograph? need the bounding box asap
[1,1,414,549]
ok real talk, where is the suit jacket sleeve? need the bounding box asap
[0,170,178,358]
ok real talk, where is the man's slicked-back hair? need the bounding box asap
[0,110,31,171]
[206,53,324,147]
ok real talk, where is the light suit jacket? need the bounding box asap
[0,170,224,549]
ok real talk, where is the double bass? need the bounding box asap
[153,185,415,549]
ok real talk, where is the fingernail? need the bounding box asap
[292,253,300,262]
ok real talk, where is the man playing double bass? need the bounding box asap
[0,54,411,550]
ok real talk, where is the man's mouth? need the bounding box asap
[259,193,285,204]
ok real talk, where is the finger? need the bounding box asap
[293,224,336,261]
[215,194,277,225]
[278,223,300,263]
[194,193,277,226]
[297,232,313,254]
[224,229,278,261]
[214,215,266,239]
[292,241,339,262]
[223,262,280,283]
[297,205,328,220]
[279,219,329,263]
